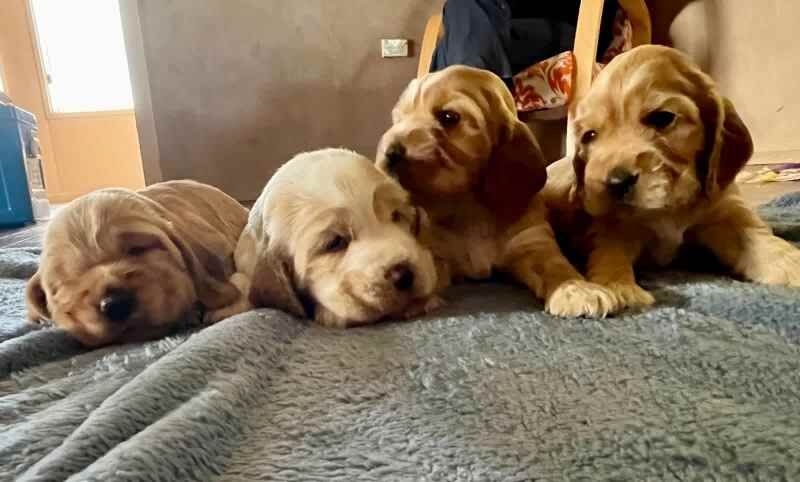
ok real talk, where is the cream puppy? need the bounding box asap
[206,148,440,327]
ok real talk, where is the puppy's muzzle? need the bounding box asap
[384,142,407,174]
[385,262,415,292]
[99,288,137,323]
[606,166,639,200]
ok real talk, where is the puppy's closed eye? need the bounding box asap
[642,110,677,130]
[321,234,350,254]
[391,207,415,225]
[127,244,160,257]
[391,210,404,223]
[122,233,165,257]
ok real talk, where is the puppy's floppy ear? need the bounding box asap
[481,118,547,224]
[172,234,240,310]
[570,150,587,203]
[248,241,308,318]
[26,271,51,323]
[696,93,753,197]
[412,206,431,238]
[163,214,241,310]
[395,78,420,113]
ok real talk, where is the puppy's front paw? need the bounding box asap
[747,250,800,287]
[605,282,655,309]
[545,280,618,318]
[402,295,445,320]
[202,299,252,324]
[202,308,230,325]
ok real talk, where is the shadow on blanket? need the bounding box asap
[1,194,799,481]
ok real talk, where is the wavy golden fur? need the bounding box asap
[26,180,248,346]
[376,65,618,317]
[544,45,800,310]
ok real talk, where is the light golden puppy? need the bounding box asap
[205,148,440,327]
[26,180,248,347]
[376,65,617,317]
[544,44,800,309]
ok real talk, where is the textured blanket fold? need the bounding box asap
[1,195,800,481]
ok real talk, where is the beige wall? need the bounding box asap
[124,0,800,198]
[0,0,144,202]
[123,0,444,201]
[649,0,800,160]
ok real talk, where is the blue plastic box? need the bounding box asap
[0,104,38,227]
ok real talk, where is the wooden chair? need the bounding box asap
[417,0,651,155]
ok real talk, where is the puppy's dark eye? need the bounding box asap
[580,130,598,144]
[323,235,350,253]
[643,110,676,130]
[127,245,153,257]
[435,110,460,127]
[128,246,150,256]
[391,210,403,223]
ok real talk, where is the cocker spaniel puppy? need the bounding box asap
[26,180,248,347]
[376,65,617,317]
[544,44,800,309]
[205,148,440,327]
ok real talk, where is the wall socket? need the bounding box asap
[381,39,409,58]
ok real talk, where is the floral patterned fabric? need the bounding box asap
[513,51,574,112]
[513,8,634,112]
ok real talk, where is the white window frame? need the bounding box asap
[26,0,135,119]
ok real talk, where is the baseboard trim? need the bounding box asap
[750,149,800,165]
[47,192,81,204]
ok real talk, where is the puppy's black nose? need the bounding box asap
[386,263,415,291]
[384,143,406,172]
[606,167,639,199]
[99,288,137,323]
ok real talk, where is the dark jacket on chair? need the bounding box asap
[431,0,618,85]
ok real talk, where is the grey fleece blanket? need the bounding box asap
[2,196,800,482]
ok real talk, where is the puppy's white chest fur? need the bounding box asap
[643,217,688,266]
[427,201,499,280]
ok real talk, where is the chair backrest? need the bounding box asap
[416,1,651,80]
[417,0,653,87]
[572,0,650,114]
[619,0,652,46]
[570,0,650,156]
[417,14,443,79]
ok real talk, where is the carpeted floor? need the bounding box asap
[1,194,799,481]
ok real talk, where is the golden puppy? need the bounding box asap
[26,180,248,347]
[376,65,617,317]
[544,44,800,309]
[205,148,440,327]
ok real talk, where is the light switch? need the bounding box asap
[381,39,409,58]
